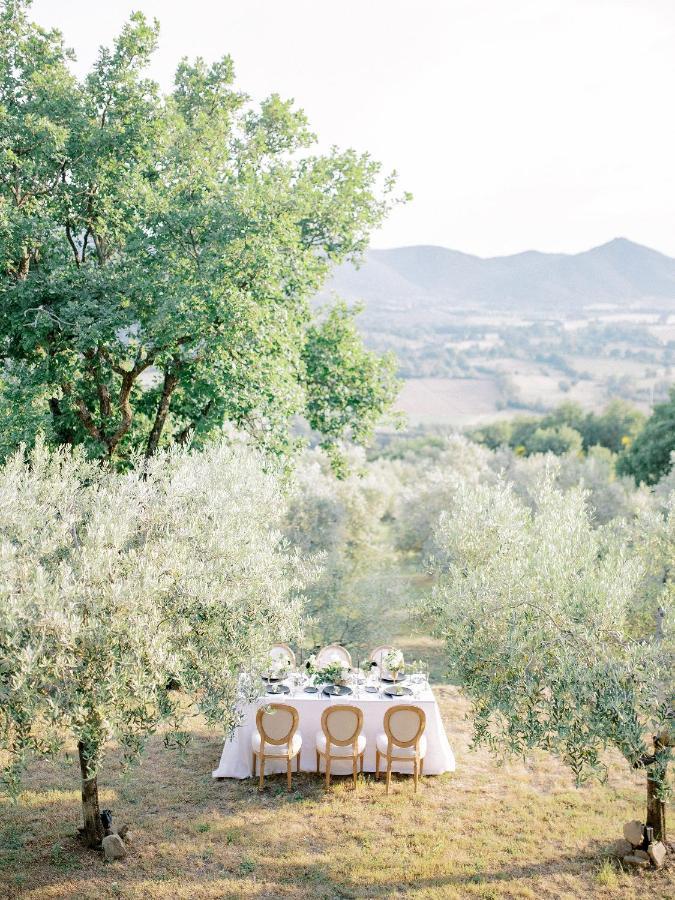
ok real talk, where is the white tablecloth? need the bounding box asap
[212,683,456,778]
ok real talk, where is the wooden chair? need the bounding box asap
[251,704,302,791]
[315,644,352,668]
[269,643,296,668]
[370,645,403,679]
[375,705,427,794]
[315,705,365,790]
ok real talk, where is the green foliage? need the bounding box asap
[313,662,348,685]
[470,399,645,458]
[617,386,675,485]
[285,446,404,653]
[421,474,672,793]
[0,2,401,467]
[524,424,583,456]
[0,438,305,798]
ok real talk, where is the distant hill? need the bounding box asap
[319,238,675,328]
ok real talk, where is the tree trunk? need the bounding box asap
[646,775,667,843]
[145,369,179,458]
[78,741,104,848]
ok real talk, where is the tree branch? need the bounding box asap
[145,367,180,458]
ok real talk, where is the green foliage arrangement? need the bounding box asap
[0,1,401,468]
[313,662,349,686]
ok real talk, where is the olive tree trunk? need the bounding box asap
[78,741,104,848]
[646,775,667,843]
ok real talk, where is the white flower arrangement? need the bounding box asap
[384,649,405,673]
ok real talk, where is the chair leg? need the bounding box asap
[286,758,292,792]
[420,756,424,777]
[258,754,265,791]
[297,752,301,773]
[386,757,392,795]
[325,756,331,790]
[360,752,365,773]
[375,750,380,780]
[316,750,320,774]
[413,758,418,793]
[352,755,357,789]
[252,751,256,777]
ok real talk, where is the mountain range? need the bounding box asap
[319,238,675,327]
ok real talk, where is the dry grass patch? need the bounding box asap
[0,688,672,899]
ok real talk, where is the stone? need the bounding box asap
[623,820,644,847]
[648,841,667,868]
[622,853,650,868]
[614,839,633,857]
[633,849,650,861]
[102,833,127,861]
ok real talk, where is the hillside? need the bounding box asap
[318,239,675,427]
[321,238,675,327]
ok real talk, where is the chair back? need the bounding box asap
[256,704,298,746]
[370,645,394,667]
[384,705,426,748]
[321,705,363,748]
[315,644,352,668]
[269,643,296,667]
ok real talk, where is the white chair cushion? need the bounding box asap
[315,731,366,756]
[252,730,302,756]
[376,732,427,758]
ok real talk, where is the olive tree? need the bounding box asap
[0,439,306,847]
[421,474,673,841]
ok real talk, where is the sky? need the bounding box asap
[30,0,675,258]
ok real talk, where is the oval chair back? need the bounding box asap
[315,644,352,668]
[317,704,364,790]
[322,705,363,749]
[269,643,296,668]
[256,703,298,746]
[253,703,300,791]
[385,705,425,749]
[377,705,427,794]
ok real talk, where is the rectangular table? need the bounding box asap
[213,683,456,778]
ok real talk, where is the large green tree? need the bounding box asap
[617,386,675,486]
[0,1,401,466]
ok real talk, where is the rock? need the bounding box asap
[648,841,667,868]
[102,833,127,861]
[114,824,130,840]
[614,838,633,857]
[623,820,644,847]
[633,849,650,861]
[623,853,650,868]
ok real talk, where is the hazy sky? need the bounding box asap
[30,0,675,257]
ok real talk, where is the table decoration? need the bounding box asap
[322,684,353,697]
[384,684,412,697]
[383,648,405,682]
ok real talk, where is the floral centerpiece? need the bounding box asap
[313,661,350,689]
[384,649,405,682]
[267,657,290,681]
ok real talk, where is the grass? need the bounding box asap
[0,687,672,899]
